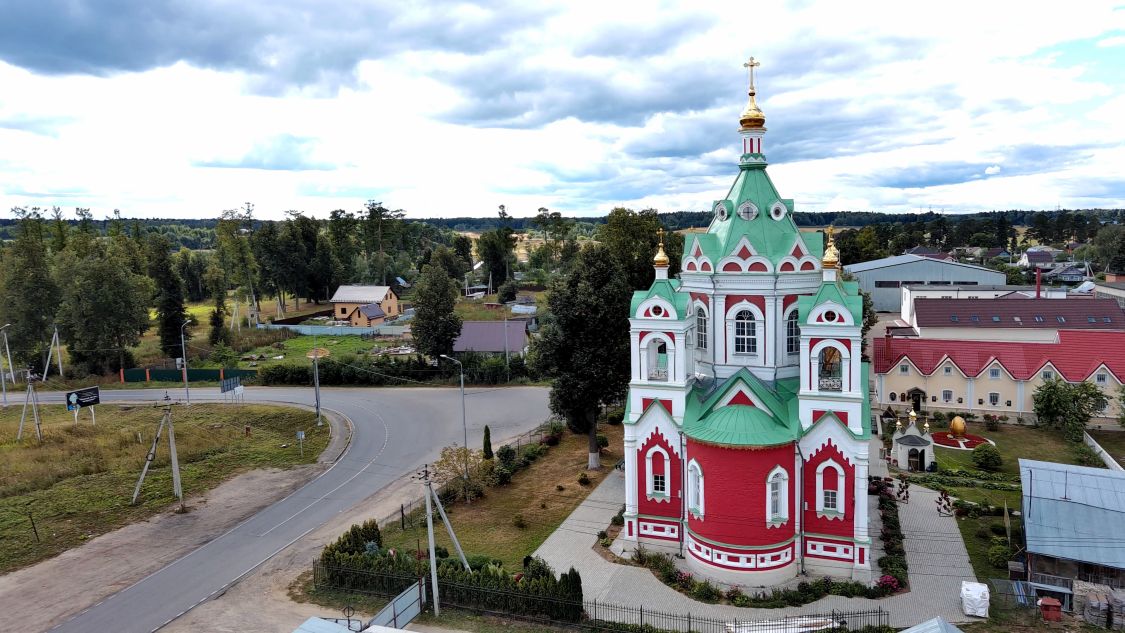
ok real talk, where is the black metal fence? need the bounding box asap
[314,563,891,633]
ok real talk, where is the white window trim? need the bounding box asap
[733,310,758,355]
[696,305,708,350]
[726,302,764,357]
[988,392,1000,406]
[943,365,953,375]
[687,459,704,518]
[784,308,800,356]
[815,459,846,520]
[765,465,789,527]
[942,390,953,403]
[1042,371,1054,381]
[645,445,671,501]
[1096,373,1108,385]
[989,367,1001,379]
[899,365,909,375]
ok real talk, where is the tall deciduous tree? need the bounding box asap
[147,234,190,359]
[412,263,462,359]
[0,208,62,367]
[362,201,405,286]
[532,244,630,469]
[478,208,516,286]
[57,246,152,373]
[205,261,229,345]
[1033,378,1109,442]
[596,208,682,291]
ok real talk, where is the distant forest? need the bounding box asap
[2,208,1123,251]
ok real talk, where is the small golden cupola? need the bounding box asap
[822,225,841,270]
[739,56,766,131]
[653,228,670,280]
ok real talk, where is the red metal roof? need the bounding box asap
[913,298,1125,329]
[874,330,1125,382]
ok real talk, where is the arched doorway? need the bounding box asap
[907,387,926,414]
[908,448,924,472]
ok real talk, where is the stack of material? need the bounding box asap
[1075,581,1114,615]
[1085,590,1110,628]
[1111,589,1125,631]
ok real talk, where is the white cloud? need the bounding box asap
[0,1,1124,219]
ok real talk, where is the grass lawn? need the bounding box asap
[0,403,327,573]
[380,422,624,570]
[234,334,396,369]
[924,422,1094,581]
[1088,430,1125,468]
[455,291,545,323]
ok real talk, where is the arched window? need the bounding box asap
[815,460,846,517]
[696,307,708,350]
[734,310,757,354]
[645,446,670,499]
[765,465,788,524]
[786,310,800,355]
[818,347,842,391]
[687,460,704,516]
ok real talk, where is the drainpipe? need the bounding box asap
[680,432,687,558]
[1036,267,1042,299]
[795,441,807,575]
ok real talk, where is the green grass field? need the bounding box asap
[380,423,623,570]
[0,403,328,572]
[1089,430,1125,468]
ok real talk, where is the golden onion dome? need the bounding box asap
[739,91,766,130]
[822,225,841,269]
[653,228,670,267]
[949,415,966,437]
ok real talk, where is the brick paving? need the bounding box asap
[533,438,980,629]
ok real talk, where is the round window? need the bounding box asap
[737,201,758,221]
[770,201,787,221]
[714,202,728,220]
[823,310,837,322]
[652,305,664,317]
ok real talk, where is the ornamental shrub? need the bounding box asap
[972,443,1003,472]
[495,465,512,485]
[512,513,527,529]
[596,433,609,449]
[497,444,516,469]
[577,472,591,486]
[606,408,624,425]
[988,544,1012,569]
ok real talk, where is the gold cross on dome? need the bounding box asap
[743,56,761,92]
[657,227,665,246]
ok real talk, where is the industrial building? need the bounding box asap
[842,254,1005,311]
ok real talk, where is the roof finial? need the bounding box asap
[740,56,766,131]
[822,225,840,269]
[653,227,669,268]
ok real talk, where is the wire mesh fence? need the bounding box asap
[314,563,891,633]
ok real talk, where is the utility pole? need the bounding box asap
[132,398,184,511]
[1,323,14,383]
[420,464,440,617]
[180,319,193,405]
[0,324,8,407]
[312,332,322,426]
[439,355,469,502]
[17,371,43,443]
[42,325,64,382]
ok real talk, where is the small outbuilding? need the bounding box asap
[890,412,936,472]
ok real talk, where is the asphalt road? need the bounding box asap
[38,385,550,633]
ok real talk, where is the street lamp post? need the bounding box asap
[0,324,10,408]
[440,354,469,502]
[180,319,193,405]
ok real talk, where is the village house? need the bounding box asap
[328,285,401,327]
[873,298,1125,422]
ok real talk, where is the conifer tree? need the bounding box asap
[482,425,493,459]
[412,263,462,359]
[147,234,190,359]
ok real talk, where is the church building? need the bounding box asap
[620,59,873,586]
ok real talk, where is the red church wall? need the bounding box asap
[638,430,681,519]
[802,439,855,539]
[686,440,794,547]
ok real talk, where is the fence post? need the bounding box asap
[640,604,643,627]
[593,598,596,623]
[687,612,691,632]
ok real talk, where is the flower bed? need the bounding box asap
[931,432,993,450]
[869,478,909,589]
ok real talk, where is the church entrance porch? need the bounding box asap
[906,388,926,414]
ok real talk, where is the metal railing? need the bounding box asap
[1031,572,1073,591]
[314,563,890,633]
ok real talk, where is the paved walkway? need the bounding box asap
[533,440,978,629]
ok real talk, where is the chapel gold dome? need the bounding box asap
[739,93,766,130]
[950,416,966,437]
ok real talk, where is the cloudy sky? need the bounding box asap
[1,1,1123,221]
